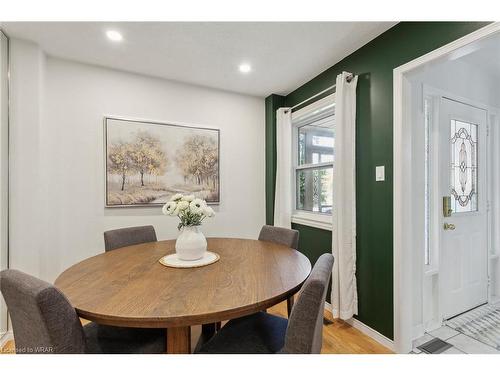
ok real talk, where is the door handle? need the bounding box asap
[443,223,456,230]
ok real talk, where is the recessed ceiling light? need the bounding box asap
[106,30,123,42]
[238,63,252,73]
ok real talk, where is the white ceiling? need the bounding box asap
[458,33,500,80]
[1,22,396,97]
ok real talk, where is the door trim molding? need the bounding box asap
[393,22,500,354]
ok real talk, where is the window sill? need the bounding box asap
[291,212,332,231]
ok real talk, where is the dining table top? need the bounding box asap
[55,237,312,331]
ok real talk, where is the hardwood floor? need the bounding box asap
[1,300,392,354]
[0,339,14,354]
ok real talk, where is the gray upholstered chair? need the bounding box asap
[258,225,299,250]
[0,269,165,354]
[103,225,157,252]
[259,225,300,316]
[195,253,334,354]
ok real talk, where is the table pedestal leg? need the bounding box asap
[166,326,191,354]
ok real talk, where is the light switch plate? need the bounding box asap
[376,166,385,181]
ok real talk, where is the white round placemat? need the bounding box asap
[159,251,220,269]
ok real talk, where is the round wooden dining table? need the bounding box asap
[55,237,311,354]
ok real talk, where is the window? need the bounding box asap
[291,94,335,230]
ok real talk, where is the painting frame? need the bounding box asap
[104,116,221,208]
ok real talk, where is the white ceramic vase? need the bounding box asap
[175,225,207,261]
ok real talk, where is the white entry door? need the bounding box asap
[439,97,488,319]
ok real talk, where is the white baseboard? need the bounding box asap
[324,302,395,352]
[0,330,13,349]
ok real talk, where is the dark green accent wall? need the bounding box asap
[292,223,333,303]
[265,22,490,339]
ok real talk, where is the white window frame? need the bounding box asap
[291,93,335,231]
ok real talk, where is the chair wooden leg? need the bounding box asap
[215,321,221,331]
[287,295,294,317]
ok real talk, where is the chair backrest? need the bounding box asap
[258,225,299,250]
[282,253,334,354]
[103,225,157,252]
[0,269,86,354]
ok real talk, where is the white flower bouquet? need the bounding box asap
[162,193,215,231]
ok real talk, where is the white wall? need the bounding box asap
[409,58,500,108]
[0,31,9,336]
[9,39,48,280]
[9,38,266,283]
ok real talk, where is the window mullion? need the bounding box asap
[295,162,333,171]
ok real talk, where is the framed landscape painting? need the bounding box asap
[104,117,220,207]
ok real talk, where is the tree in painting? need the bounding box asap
[108,142,136,191]
[176,135,218,190]
[130,131,168,187]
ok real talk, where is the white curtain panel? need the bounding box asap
[331,72,358,320]
[274,108,293,229]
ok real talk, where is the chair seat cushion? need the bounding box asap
[195,312,288,354]
[84,323,165,354]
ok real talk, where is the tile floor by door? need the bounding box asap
[412,324,500,354]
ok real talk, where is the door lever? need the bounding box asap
[443,223,456,230]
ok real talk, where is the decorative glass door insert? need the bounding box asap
[450,119,478,213]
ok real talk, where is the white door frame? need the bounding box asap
[393,22,500,353]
